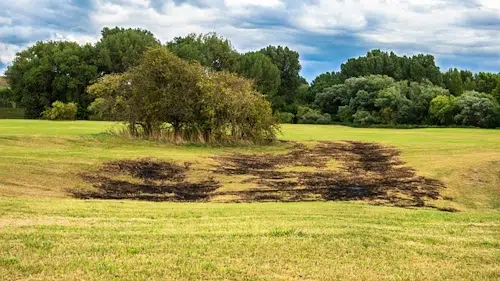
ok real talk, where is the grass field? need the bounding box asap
[0,120,499,280]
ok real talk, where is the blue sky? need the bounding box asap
[1,0,499,81]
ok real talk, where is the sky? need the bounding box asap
[0,0,499,81]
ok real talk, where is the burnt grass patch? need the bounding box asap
[75,142,452,210]
[214,141,450,210]
[74,159,220,202]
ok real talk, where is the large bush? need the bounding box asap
[453,91,500,128]
[42,101,78,120]
[297,106,331,124]
[88,48,278,143]
[429,95,457,125]
[278,112,295,124]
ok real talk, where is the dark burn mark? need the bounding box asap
[74,142,453,211]
[213,141,450,210]
[74,159,220,202]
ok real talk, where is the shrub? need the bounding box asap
[297,106,332,124]
[353,110,376,125]
[42,101,78,120]
[338,105,355,123]
[429,95,457,125]
[278,112,295,124]
[453,91,500,128]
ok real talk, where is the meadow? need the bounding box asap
[0,120,499,280]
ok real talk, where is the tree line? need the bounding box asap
[4,27,500,128]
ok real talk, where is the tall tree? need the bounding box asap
[166,33,240,72]
[259,46,302,112]
[95,27,161,74]
[339,49,442,85]
[6,41,98,118]
[443,68,464,96]
[234,52,281,97]
[307,72,342,105]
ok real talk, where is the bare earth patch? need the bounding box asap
[74,141,454,211]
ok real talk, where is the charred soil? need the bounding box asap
[75,141,452,210]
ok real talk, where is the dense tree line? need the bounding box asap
[313,75,499,128]
[306,50,500,128]
[4,27,500,128]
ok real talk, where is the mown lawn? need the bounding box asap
[0,120,499,280]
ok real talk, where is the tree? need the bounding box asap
[260,46,302,112]
[474,72,499,94]
[313,84,350,117]
[429,95,457,125]
[95,27,161,74]
[166,33,240,72]
[0,87,14,108]
[87,74,130,121]
[88,48,278,143]
[453,91,500,128]
[443,68,463,96]
[6,41,98,118]
[308,72,342,105]
[198,71,278,141]
[126,48,204,136]
[398,81,449,124]
[339,50,442,85]
[375,85,411,124]
[234,52,281,97]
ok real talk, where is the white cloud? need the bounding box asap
[224,0,284,9]
[1,0,499,78]
[293,0,500,55]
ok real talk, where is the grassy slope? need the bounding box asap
[0,120,499,280]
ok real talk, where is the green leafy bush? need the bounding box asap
[353,110,376,125]
[296,106,331,124]
[278,112,295,124]
[42,101,78,120]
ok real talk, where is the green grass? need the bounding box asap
[0,120,499,280]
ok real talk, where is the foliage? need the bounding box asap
[0,87,14,108]
[311,75,490,127]
[167,34,305,114]
[234,52,281,97]
[278,112,295,124]
[260,45,302,112]
[89,48,278,143]
[429,95,457,125]
[6,41,97,119]
[442,68,464,96]
[166,33,239,72]
[5,26,500,128]
[42,101,78,120]
[0,76,9,88]
[453,91,500,128]
[197,71,278,142]
[87,74,129,121]
[95,27,161,74]
[353,110,376,125]
[307,72,343,105]
[340,49,442,85]
[297,106,331,124]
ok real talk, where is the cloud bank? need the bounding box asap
[0,0,499,80]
